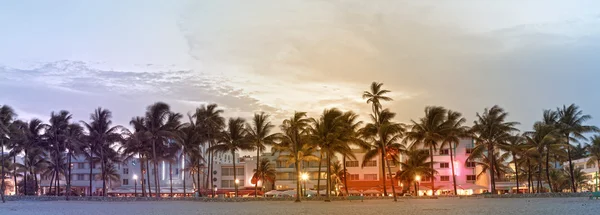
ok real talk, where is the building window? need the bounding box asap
[77,163,85,169]
[423,176,433,182]
[345,161,359,167]
[364,174,378,180]
[123,168,129,174]
[440,162,450,168]
[466,148,473,154]
[440,176,450,181]
[175,168,179,175]
[123,179,129,185]
[586,163,595,169]
[467,175,476,181]
[77,174,85,181]
[221,180,244,188]
[439,149,449,155]
[364,160,377,167]
[466,162,476,168]
[221,167,244,176]
[349,174,359,180]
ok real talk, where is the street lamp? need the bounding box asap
[133,174,138,197]
[415,175,421,196]
[301,173,309,196]
[235,179,239,198]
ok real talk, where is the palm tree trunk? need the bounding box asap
[381,149,388,196]
[565,137,576,193]
[24,151,28,196]
[152,139,160,199]
[140,155,146,197]
[1,144,6,203]
[183,165,186,197]
[101,146,106,197]
[385,154,397,201]
[429,144,435,196]
[146,158,152,197]
[342,155,349,196]
[526,160,531,193]
[88,147,93,196]
[325,152,331,202]
[196,159,200,196]
[232,151,238,198]
[56,170,60,197]
[316,152,323,197]
[31,168,38,196]
[169,161,173,197]
[66,151,72,200]
[13,155,17,195]
[209,141,214,197]
[449,142,457,195]
[545,150,553,192]
[255,148,259,198]
[488,143,496,194]
[537,163,542,193]
[294,147,301,202]
[513,152,519,194]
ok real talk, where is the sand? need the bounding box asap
[0,198,598,215]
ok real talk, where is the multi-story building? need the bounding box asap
[342,149,400,195]
[403,138,489,196]
[567,157,599,192]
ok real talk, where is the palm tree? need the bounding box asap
[587,135,600,192]
[175,114,204,197]
[0,105,16,203]
[64,123,84,200]
[276,112,311,202]
[209,118,252,197]
[44,110,73,196]
[439,110,470,195]
[523,122,560,192]
[252,158,276,196]
[362,82,392,123]
[470,105,519,194]
[360,109,404,201]
[405,106,448,196]
[131,103,181,198]
[329,161,345,196]
[81,108,123,197]
[310,108,352,201]
[395,148,436,195]
[557,104,599,193]
[338,111,364,196]
[246,112,278,198]
[499,134,526,193]
[96,163,120,189]
[194,104,224,196]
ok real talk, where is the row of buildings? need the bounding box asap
[3,138,599,197]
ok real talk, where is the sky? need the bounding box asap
[1,0,600,135]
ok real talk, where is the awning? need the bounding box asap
[457,184,487,190]
[108,187,194,194]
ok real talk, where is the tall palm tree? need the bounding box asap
[499,134,526,193]
[44,110,73,197]
[131,102,181,198]
[470,105,519,194]
[360,109,404,201]
[209,118,252,197]
[246,112,278,198]
[194,104,224,196]
[523,122,560,192]
[175,115,204,197]
[64,123,84,200]
[405,106,448,196]
[395,148,436,195]
[439,110,470,195]
[338,111,364,196]
[587,135,600,192]
[252,158,276,196]
[310,108,352,201]
[557,104,599,193]
[81,108,123,197]
[276,112,311,202]
[362,82,393,123]
[0,105,16,203]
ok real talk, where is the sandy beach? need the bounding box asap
[1,198,598,215]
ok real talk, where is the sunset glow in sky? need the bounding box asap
[1,0,600,129]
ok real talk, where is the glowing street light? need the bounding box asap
[133,174,138,197]
[301,173,309,196]
[234,179,239,198]
[415,175,421,196]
